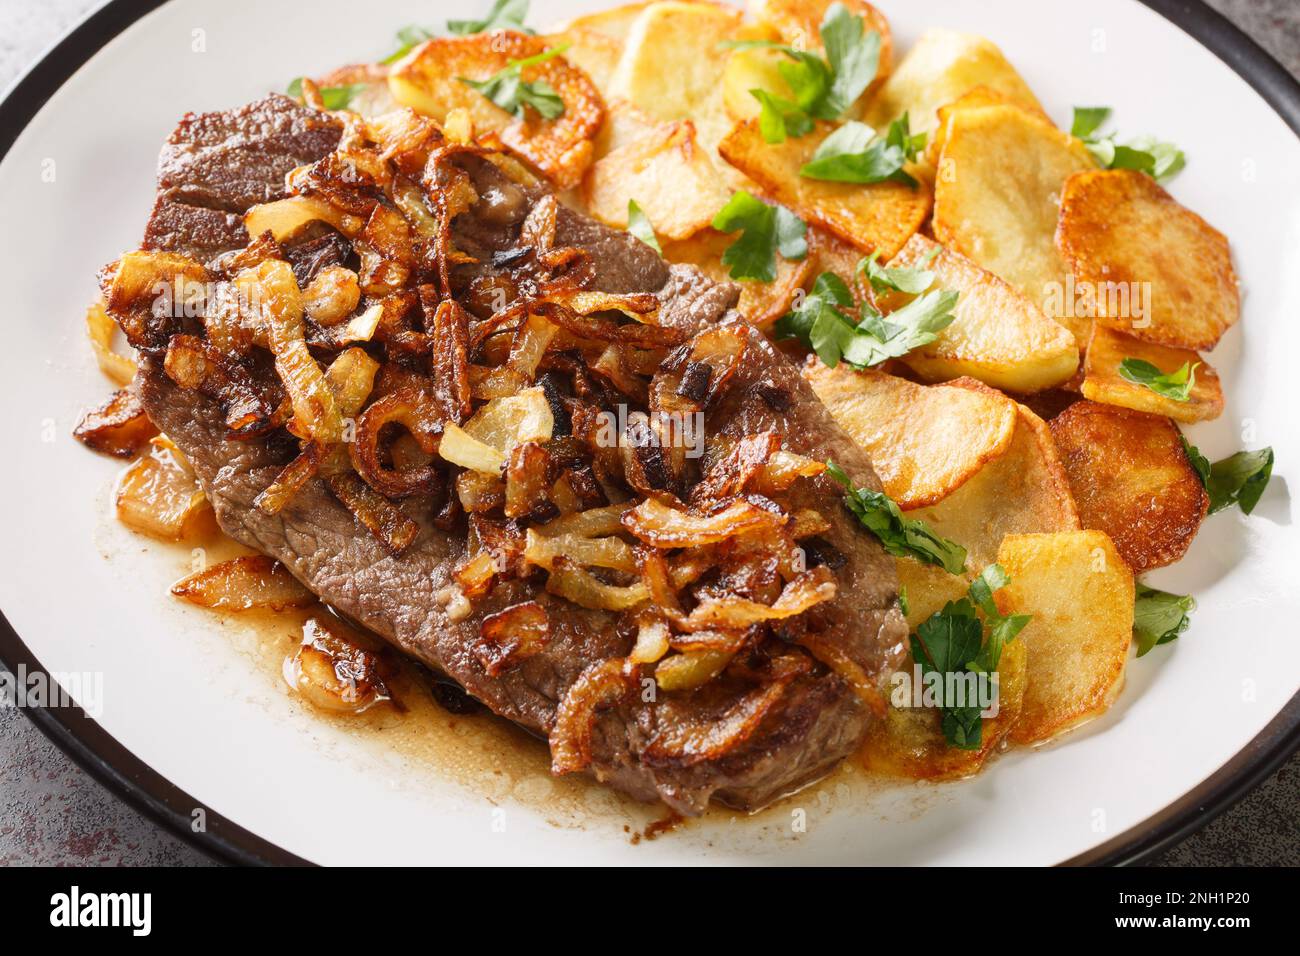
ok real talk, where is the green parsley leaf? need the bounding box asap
[1133,583,1195,656]
[826,462,968,573]
[751,89,815,143]
[1180,435,1212,488]
[625,199,661,254]
[898,584,910,618]
[381,25,436,64]
[286,77,368,111]
[859,245,938,295]
[1206,448,1275,515]
[458,44,568,119]
[839,290,959,368]
[1071,106,1185,183]
[1119,357,1198,402]
[712,191,808,282]
[448,0,534,36]
[820,1,881,116]
[773,272,853,352]
[799,119,917,185]
[968,563,1011,618]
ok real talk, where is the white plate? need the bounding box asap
[1,0,1297,866]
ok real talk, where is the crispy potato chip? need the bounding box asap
[861,638,1026,780]
[388,32,604,189]
[720,119,931,259]
[748,0,893,101]
[1050,401,1209,572]
[592,96,659,159]
[862,30,1044,134]
[662,227,810,331]
[924,85,1052,170]
[1081,324,1224,423]
[932,104,1096,343]
[606,1,744,158]
[885,235,1079,392]
[897,386,1080,629]
[581,120,731,240]
[1057,169,1240,351]
[803,363,1017,509]
[996,531,1135,745]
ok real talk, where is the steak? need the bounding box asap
[134,95,907,814]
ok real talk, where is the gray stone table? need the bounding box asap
[0,0,1295,866]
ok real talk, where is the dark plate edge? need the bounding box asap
[0,0,1295,868]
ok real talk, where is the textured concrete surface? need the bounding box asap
[0,0,1297,867]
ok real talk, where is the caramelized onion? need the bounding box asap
[85,299,137,386]
[286,616,392,715]
[350,386,443,498]
[74,387,156,459]
[477,601,550,676]
[622,496,786,548]
[524,529,636,573]
[551,657,635,774]
[325,471,420,555]
[545,562,648,611]
[171,555,313,611]
[680,567,837,632]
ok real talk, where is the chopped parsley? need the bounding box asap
[1133,584,1195,656]
[1071,106,1186,182]
[1183,438,1275,515]
[381,25,436,64]
[1119,357,1198,402]
[626,200,661,254]
[711,191,808,282]
[458,44,567,119]
[826,462,968,574]
[448,0,534,36]
[799,115,925,186]
[859,246,938,295]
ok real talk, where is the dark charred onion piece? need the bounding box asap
[690,431,781,506]
[171,555,314,611]
[551,657,636,774]
[255,442,324,515]
[161,334,285,440]
[476,601,551,676]
[286,616,393,715]
[424,291,473,424]
[470,513,525,578]
[643,654,810,768]
[651,325,749,416]
[349,386,444,499]
[796,632,887,717]
[74,388,158,459]
[324,471,420,555]
[533,301,686,350]
[361,203,415,267]
[505,441,556,520]
[456,469,506,513]
[680,566,837,632]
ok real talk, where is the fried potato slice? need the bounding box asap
[388,32,604,189]
[885,234,1079,392]
[662,228,811,331]
[897,386,1080,629]
[861,638,1026,780]
[924,85,1052,170]
[932,104,1096,342]
[581,120,731,241]
[1057,169,1240,351]
[1050,401,1209,572]
[606,1,745,158]
[1081,324,1224,423]
[720,119,931,259]
[557,1,657,39]
[804,364,1018,509]
[722,41,788,123]
[996,531,1135,745]
[862,30,1043,135]
[748,0,893,100]
[544,27,624,91]
[806,226,866,298]
[592,96,659,159]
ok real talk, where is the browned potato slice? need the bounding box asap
[862,30,1044,135]
[861,638,1026,780]
[605,2,745,158]
[720,119,931,259]
[995,531,1135,745]
[661,228,812,331]
[806,226,866,298]
[1082,324,1224,423]
[581,120,731,240]
[1050,401,1209,572]
[748,0,893,100]
[885,234,1079,392]
[544,27,624,91]
[1057,169,1239,351]
[557,1,657,39]
[803,364,1018,509]
[722,42,789,123]
[172,555,315,612]
[924,85,1052,170]
[592,97,659,159]
[388,32,604,189]
[897,388,1080,628]
[932,105,1096,342]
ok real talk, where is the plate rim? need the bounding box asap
[0,0,1296,868]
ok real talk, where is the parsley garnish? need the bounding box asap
[1119,357,1198,402]
[725,2,880,142]
[448,0,534,36]
[711,191,808,282]
[1182,438,1275,515]
[1133,584,1195,656]
[1071,106,1185,182]
[912,566,1031,748]
[286,77,367,111]
[775,272,957,369]
[626,199,661,254]
[826,462,968,573]
[458,44,567,119]
[1180,435,1212,487]
[859,246,938,295]
[381,25,436,64]
[799,115,924,185]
